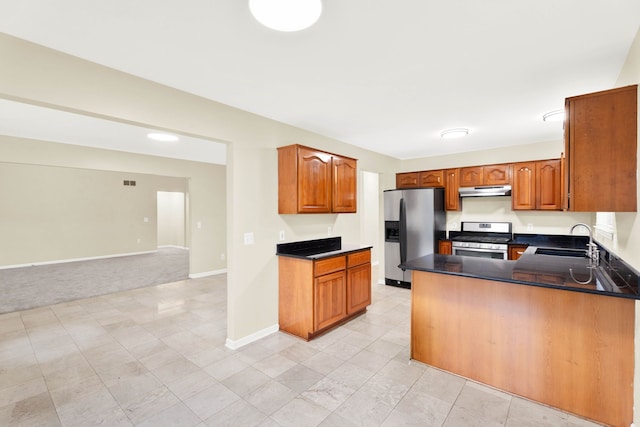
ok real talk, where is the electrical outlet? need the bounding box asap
[220,253,225,260]
[527,223,533,231]
[279,230,285,241]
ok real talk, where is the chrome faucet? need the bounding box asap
[570,223,599,265]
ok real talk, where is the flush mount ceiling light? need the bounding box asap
[542,109,565,122]
[147,132,179,142]
[249,0,322,32]
[440,128,469,139]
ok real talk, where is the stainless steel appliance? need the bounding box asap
[458,185,511,198]
[384,188,446,288]
[450,221,512,259]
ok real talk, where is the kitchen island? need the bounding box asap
[402,250,638,427]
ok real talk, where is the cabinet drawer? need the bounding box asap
[314,256,346,277]
[347,250,370,268]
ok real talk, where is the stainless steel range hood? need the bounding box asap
[458,185,512,198]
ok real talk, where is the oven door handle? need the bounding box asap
[399,198,407,267]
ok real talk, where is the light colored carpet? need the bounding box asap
[0,247,189,314]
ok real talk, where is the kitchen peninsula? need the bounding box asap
[402,249,638,427]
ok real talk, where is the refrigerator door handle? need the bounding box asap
[399,198,407,268]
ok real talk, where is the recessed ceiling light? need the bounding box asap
[542,109,565,122]
[249,0,322,32]
[440,128,469,139]
[147,133,179,142]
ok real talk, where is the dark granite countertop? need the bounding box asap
[276,237,372,260]
[511,233,589,248]
[400,247,639,300]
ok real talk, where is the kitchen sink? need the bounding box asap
[534,247,588,258]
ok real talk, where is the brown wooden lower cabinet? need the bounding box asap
[438,240,452,255]
[410,270,633,427]
[508,244,527,260]
[279,249,371,340]
[314,270,347,330]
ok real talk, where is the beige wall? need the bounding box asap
[0,158,187,266]
[0,34,399,345]
[0,135,226,274]
[399,140,594,236]
[608,27,640,271]
[1,29,638,349]
[612,25,640,427]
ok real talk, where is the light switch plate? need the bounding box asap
[244,232,255,245]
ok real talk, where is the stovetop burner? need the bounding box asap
[450,221,513,245]
[452,235,512,244]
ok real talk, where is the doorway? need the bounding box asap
[157,191,186,249]
[360,171,380,276]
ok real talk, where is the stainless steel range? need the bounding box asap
[450,222,512,259]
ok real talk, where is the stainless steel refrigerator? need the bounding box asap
[384,188,446,288]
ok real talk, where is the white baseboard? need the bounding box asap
[189,269,227,279]
[225,324,279,350]
[0,250,158,270]
[158,245,190,250]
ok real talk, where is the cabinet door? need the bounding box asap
[396,172,420,188]
[536,159,561,210]
[484,164,511,185]
[460,166,484,186]
[512,162,535,210]
[438,240,452,255]
[565,85,637,212]
[314,271,347,331]
[421,170,444,187]
[508,244,528,260]
[332,156,357,213]
[347,263,371,315]
[297,147,332,213]
[444,168,460,211]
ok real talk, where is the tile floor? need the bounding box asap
[0,274,606,426]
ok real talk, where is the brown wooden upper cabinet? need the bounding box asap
[332,155,358,213]
[460,164,511,187]
[564,85,637,212]
[444,168,460,211]
[396,172,421,188]
[278,144,357,214]
[421,170,444,187]
[512,159,562,210]
[397,170,445,189]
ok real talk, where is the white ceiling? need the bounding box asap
[0,1,639,160]
[0,99,227,165]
